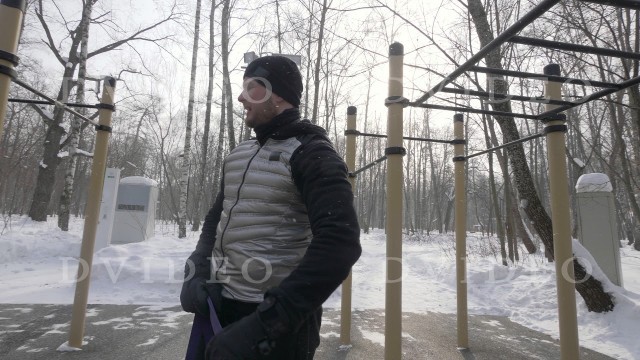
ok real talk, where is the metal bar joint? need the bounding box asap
[385,146,407,156]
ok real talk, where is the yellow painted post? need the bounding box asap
[341,105,357,345]
[543,64,579,360]
[68,77,117,349]
[385,42,404,360]
[0,0,25,140]
[453,113,468,349]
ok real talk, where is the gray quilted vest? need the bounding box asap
[212,137,312,302]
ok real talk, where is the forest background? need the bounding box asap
[2,0,639,264]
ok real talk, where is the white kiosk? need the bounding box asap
[575,173,623,286]
[95,168,121,251]
[110,176,158,244]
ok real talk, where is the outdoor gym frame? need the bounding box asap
[0,0,117,350]
[340,0,640,359]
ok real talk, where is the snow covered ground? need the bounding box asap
[1,216,639,359]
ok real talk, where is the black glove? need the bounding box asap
[180,277,221,317]
[205,296,292,360]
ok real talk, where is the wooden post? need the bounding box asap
[341,105,357,345]
[68,77,117,349]
[453,113,468,349]
[543,63,579,360]
[385,42,404,360]
[0,0,25,140]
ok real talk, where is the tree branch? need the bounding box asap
[87,4,180,59]
[28,104,55,128]
[35,0,66,66]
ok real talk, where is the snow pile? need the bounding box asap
[576,173,613,193]
[120,176,158,187]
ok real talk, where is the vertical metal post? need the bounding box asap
[68,77,117,349]
[453,113,468,349]
[0,0,25,140]
[385,42,404,360]
[543,64,579,360]
[341,105,357,345]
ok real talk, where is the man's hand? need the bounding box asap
[205,311,272,360]
[205,296,291,360]
[180,277,220,317]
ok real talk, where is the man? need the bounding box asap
[180,55,361,359]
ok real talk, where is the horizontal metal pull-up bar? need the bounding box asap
[580,0,640,10]
[349,155,387,178]
[535,74,640,120]
[8,98,105,110]
[413,0,561,104]
[509,35,640,60]
[345,129,452,144]
[466,132,545,160]
[407,102,540,120]
[11,77,100,126]
[469,66,620,89]
[440,87,575,107]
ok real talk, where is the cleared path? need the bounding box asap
[0,304,613,359]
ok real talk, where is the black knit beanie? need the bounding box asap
[243,55,303,108]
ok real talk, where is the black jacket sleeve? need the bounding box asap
[185,186,224,280]
[270,135,361,325]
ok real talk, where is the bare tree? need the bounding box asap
[221,0,236,150]
[311,0,329,124]
[467,0,614,312]
[178,0,203,238]
[193,0,221,232]
[28,0,179,221]
[57,0,97,231]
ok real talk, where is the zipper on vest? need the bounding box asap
[215,145,261,282]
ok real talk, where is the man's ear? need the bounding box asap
[270,92,284,105]
[270,93,292,109]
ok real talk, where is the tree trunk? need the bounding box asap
[221,0,236,150]
[29,1,85,221]
[275,0,282,53]
[618,9,640,183]
[192,0,217,232]
[29,0,177,222]
[178,0,202,238]
[509,196,521,262]
[574,260,614,312]
[29,110,66,221]
[611,93,640,241]
[211,110,225,207]
[58,0,95,231]
[303,0,315,119]
[426,125,444,233]
[443,192,454,233]
[360,72,372,233]
[503,155,516,263]
[515,200,537,254]
[310,0,328,124]
[482,115,507,265]
[467,0,614,311]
